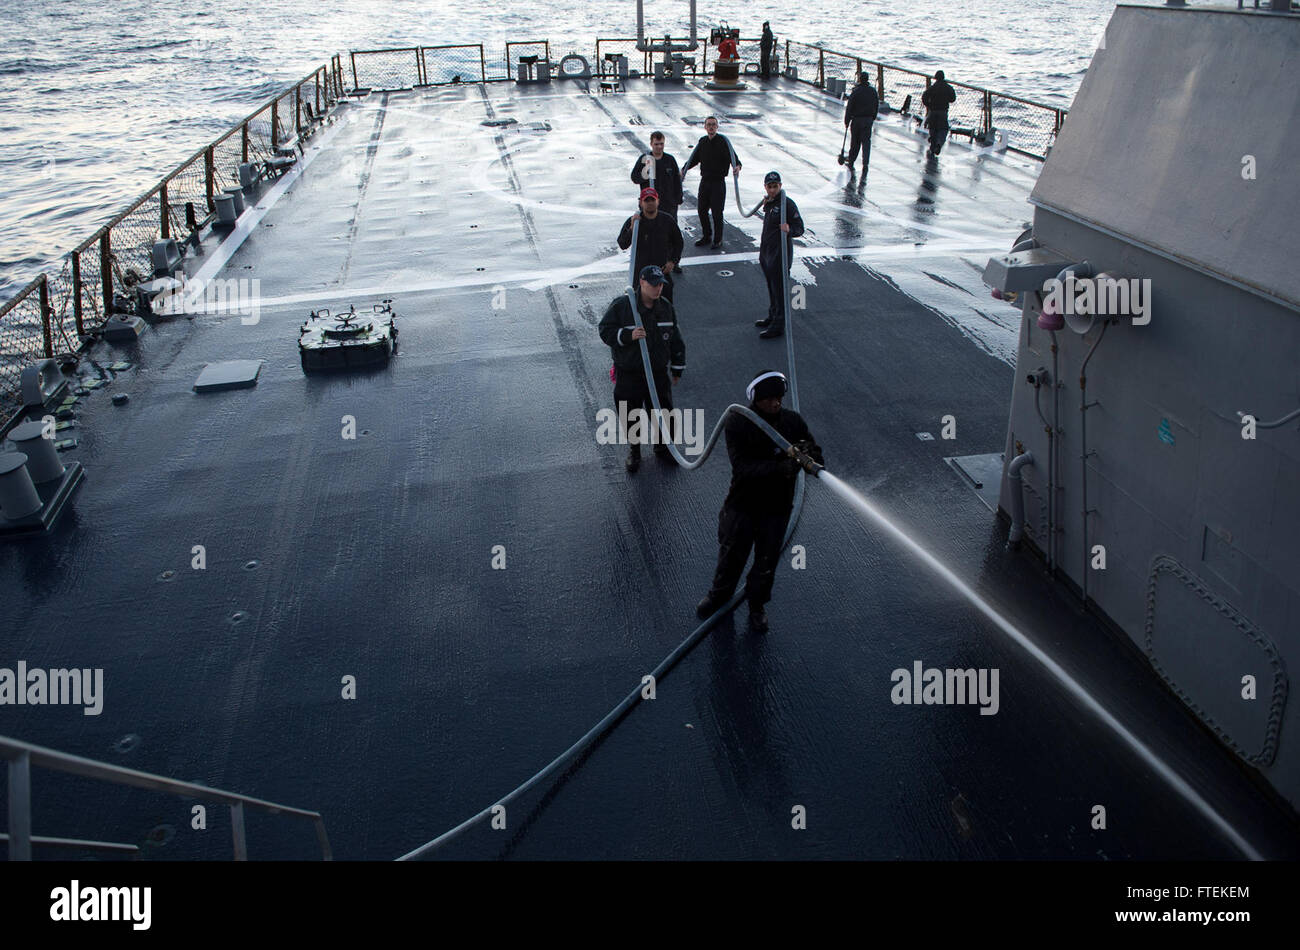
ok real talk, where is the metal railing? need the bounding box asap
[782,40,1067,160]
[0,56,346,411]
[2,735,331,860]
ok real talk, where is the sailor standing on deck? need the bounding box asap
[843,73,879,173]
[618,188,684,303]
[630,132,684,221]
[755,171,805,339]
[921,70,957,158]
[760,22,775,79]
[682,116,741,250]
[598,266,686,472]
[696,371,823,633]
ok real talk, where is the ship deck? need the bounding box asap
[3,77,1298,859]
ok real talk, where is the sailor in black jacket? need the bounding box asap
[598,265,686,471]
[696,371,823,632]
[617,188,684,303]
[630,131,684,220]
[921,70,957,157]
[755,171,805,339]
[682,115,741,249]
[843,73,879,172]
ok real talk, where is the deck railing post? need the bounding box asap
[817,48,824,87]
[205,145,215,212]
[100,231,113,315]
[241,122,249,163]
[160,181,169,239]
[38,275,53,358]
[478,44,486,83]
[271,100,279,150]
[71,251,84,337]
[351,51,358,92]
[7,751,32,861]
[230,802,247,860]
[295,85,302,135]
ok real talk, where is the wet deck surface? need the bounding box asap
[3,78,1297,860]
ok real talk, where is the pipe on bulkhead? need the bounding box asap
[1006,450,1036,547]
[1079,320,1109,606]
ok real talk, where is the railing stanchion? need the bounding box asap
[479,44,486,83]
[205,146,215,213]
[7,751,32,861]
[38,276,52,358]
[160,181,169,240]
[241,122,249,164]
[72,251,84,337]
[271,100,279,150]
[351,51,358,92]
[230,802,248,860]
[100,231,112,317]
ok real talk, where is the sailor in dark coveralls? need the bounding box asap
[630,131,684,221]
[682,116,741,250]
[843,73,879,173]
[696,371,824,633]
[754,171,805,339]
[921,69,957,157]
[617,187,684,304]
[760,22,775,79]
[598,265,686,472]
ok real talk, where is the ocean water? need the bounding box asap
[0,0,1115,299]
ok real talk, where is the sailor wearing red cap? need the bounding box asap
[618,187,684,303]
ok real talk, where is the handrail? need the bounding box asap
[2,735,331,860]
[0,832,140,857]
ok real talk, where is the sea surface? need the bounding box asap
[0,0,1115,299]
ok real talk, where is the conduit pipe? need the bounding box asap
[1005,451,1035,547]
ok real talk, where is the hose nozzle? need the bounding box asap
[787,441,823,478]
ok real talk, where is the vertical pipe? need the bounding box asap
[159,181,169,239]
[100,231,112,317]
[230,802,247,860]
[38,275,52,358]
[1079,322,1108,606]
[72,251,84,337]
[7,752,32,861]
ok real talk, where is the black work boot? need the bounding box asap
[755,315,773,327]
[758,323,784,339]
[694,236,711,247]
[696,594,726,619]
[748,602,769,633]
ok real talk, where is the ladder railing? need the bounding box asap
[1,735,331,860]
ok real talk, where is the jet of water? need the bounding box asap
[817,470,1263,861]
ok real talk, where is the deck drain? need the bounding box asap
[114,734,141,754]
[717,270,734,278]
[158,569,176,582]
[243,560,260,571]
[144,824,176,848]
[229,610,251,626]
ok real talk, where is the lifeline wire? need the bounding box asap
[398,172,808,861]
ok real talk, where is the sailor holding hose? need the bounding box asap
[755,171,804,339]
[598,265,686,472]
[696,371,823,633]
